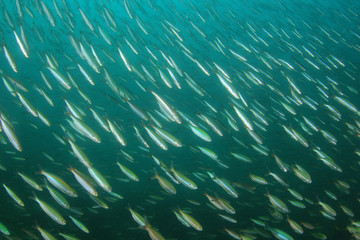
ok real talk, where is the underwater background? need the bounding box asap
[1,0,360,239]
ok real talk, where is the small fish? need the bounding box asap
[0,222,10,236]
[69,216,89,233]
[68,166,98,196]
[0,115,22,152]
[152,167,176,195]
[128,205,146,226]
[88,167,112,192]
[117,162,139,182]
[177,208,203,231]
[3,184,24,207]
[39,169,78,197]
[170,164,197,190]
[18,172,42,191]
[35,224,57,240]
[32,193,66,225]
[265,192,289,213]
[44,180,70,209]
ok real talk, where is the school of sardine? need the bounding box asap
[0,0,360,239]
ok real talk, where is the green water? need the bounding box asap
[0,0,360,239]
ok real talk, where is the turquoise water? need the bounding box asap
[1,0,360,239]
